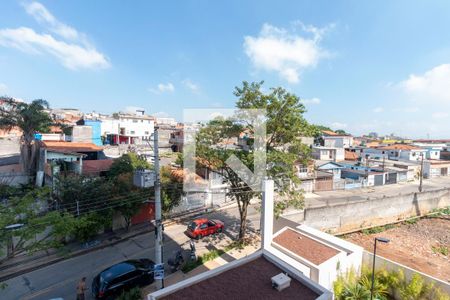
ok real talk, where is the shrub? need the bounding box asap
[117,287,142,300]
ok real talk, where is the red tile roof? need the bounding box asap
[82,159,114,174]
[42,141,103,152]
[273,228,339,265]
[322,130,338,136]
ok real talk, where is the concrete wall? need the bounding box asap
[297,188,450,233]
[363,251,450,294]
[0,171,30,186]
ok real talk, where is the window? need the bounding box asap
[200,223,207,229]
[130,131,135,134]
[208,221,216,227]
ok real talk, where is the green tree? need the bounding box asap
[160,166,183,215]
[0,97,53,176]
[194,81,313,240]
[0,188,75,258]
[108,152,151,179]
[335,129,348,135]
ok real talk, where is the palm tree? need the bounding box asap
[0,97,53,176]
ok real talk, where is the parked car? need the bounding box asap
[185,218,224,239]
[91,259,155,299]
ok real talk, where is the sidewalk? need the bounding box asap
[143,241,260,295]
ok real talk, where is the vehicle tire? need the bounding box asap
[196,234,202,240]
[216,228,222,233]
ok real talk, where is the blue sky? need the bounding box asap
[1,1,450,138]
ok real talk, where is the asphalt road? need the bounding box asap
[1,204,260,300]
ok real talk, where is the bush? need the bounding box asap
[73,213,109,242]
[117,287,142,300]
[334,267,450,300]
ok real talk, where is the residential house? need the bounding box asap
[340,166,385,187]
[116,111,154,145]
[423,160,450,178]
[38,141,112,185]
[363,144,426,162]
[317,162,344,189]
[75,119,103,146]
[323,134,354,148]
[312,146,345,162]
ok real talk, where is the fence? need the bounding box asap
[167,186,232,217]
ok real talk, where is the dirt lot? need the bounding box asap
[344,216,450,283]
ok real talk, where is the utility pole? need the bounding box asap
[153,126,164,289]
[419,152,424,192]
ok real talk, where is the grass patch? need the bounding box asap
[403,218,418,225]
[429,206,450,218]
[361,224,395,235]
[181,241,246,273]
[432,245,449,256]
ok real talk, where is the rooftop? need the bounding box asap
[273,228,339,265]
[377,144,423,151]
[82,159,114,174]
[42,141,103,153]
[160,256,319,300]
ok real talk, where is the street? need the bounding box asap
[1,204,261,300]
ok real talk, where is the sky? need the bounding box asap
[1,1,450,138]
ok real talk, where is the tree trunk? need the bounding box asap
[20,134,37,176]
[238,201,249,241]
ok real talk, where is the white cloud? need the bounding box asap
[301,97,321,105]
[149,82,175,94]
[373,107,383,113]
[431,112,449,119]
[0,2,109,70]
[22,1,80,41]
[243,22,332,83]
[399,64,450,104]
[0,83,7,92]
[330,122,348,129]
[182,78,199,93]
[393,107,419,113]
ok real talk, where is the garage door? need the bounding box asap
[374,174,384,186]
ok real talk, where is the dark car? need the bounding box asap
[92,259,155,299]
[185,218,224,239]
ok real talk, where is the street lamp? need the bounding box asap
[371,237,390,300]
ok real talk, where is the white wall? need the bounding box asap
[324,136,353,148]
[118,117,155,139]
[100,118,119,135]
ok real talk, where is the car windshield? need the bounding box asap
[188,222,197,231]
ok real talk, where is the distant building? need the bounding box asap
[312,146,345,162]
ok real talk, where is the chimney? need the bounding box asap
[261,179,274,249]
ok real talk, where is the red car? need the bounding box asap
[185,218,224,239]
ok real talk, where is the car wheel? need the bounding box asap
[216,227,222,233]
[196,234,202,240]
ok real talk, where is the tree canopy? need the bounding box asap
[194,81,314,240]
[0,97,53,176]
